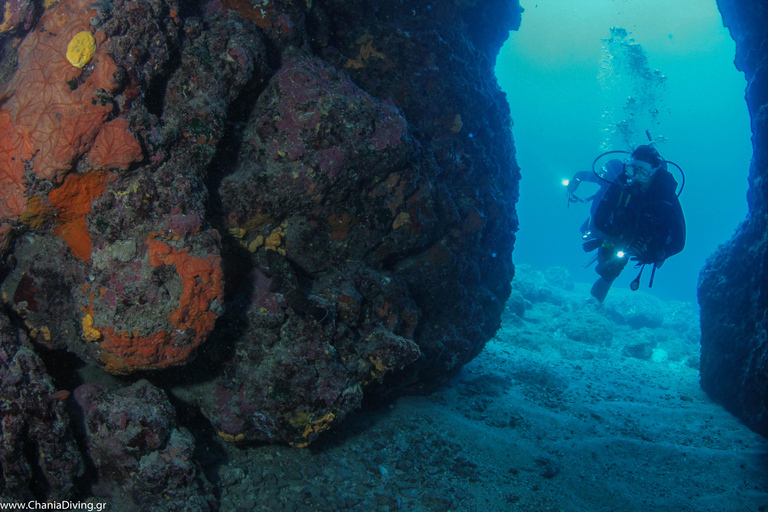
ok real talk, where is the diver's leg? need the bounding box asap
[591,244,628,302]
[591,277,613,303]
[580,217,590,235]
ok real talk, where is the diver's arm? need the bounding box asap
[662,195,686,258]
[654,172,686,260]
[573,170,597,183]
[635,192,686,264]
[566,170,598,194]
[572,159,622,194]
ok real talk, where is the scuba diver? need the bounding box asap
[565,144,686,302]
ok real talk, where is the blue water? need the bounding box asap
[496,0,750,304]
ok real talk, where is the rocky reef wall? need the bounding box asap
[0,0,521,501]
[699,0,768,437]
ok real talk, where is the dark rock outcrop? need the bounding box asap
[0,0,521,470]
[73,380,216,511]
[699,1,768,437]
[0,312,83,501]
[0,0,268,375]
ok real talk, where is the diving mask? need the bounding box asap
[623,158,656,183]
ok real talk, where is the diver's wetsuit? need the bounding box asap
[589,164,686,299]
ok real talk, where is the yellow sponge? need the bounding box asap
[66,31,96,68]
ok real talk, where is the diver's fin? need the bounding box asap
[590,277,613,303]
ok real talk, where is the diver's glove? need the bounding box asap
[565,177,582,203]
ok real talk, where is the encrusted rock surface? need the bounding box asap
[699,0,768,437]
[0,0,262,374]
[72,380,216,511]
[0,0,521,498]
[0,312,83,501]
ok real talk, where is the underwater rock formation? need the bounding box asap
[73,380,216,511]
[0,312,83,501]
[699,1,768,437]
[0,0,260,374]
[0,0,521,472]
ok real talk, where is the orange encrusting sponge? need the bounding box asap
[95,234,224,374]
[48,171,109,262]
[0,0,139,223]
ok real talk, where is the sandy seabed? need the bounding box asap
[215,271,768,512]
